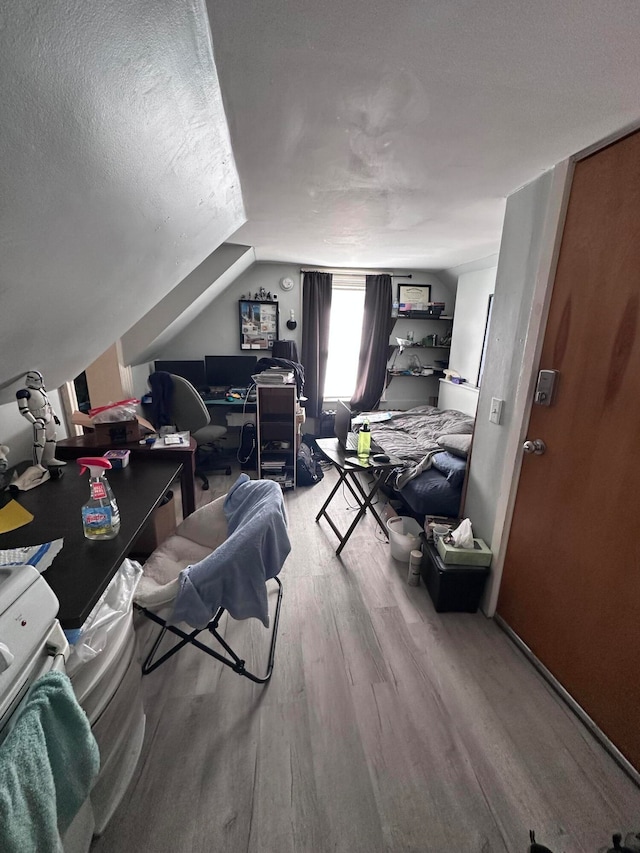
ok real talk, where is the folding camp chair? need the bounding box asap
[133,475,288,684]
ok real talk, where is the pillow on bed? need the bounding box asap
[437,433,472,459]
[431,451,467,487]
[436,421,474,436]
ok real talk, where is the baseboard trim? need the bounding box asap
[494,615,640,788]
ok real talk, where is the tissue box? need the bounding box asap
[435,536,492,566]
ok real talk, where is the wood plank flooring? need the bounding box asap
[92,466,640,853]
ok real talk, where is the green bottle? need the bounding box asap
[357,420,371,458]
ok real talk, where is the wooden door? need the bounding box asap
[498,129,640,771]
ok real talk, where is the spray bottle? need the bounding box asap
[77,457,121,540]
[357,419,371,458]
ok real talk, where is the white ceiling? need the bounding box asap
[206,0,640,270]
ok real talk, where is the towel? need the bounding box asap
[0,670,100,853]
[172,474,291,628]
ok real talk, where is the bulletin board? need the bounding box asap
[239,300,279,350]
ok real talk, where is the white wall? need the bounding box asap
[143,262,302,395]
[438,265,496,415]
[437,380,479,417]
[0,0,244,404]
[449,267,497,388]
[463,165,569,613]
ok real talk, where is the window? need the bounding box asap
[323,275,365,399]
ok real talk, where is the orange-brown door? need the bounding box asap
[498,129,640,771]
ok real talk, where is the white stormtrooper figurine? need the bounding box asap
[16,370,66,470]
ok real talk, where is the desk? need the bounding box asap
[202,397,256,410]
[203,398,257,430]
[0,459,182,628]
[315,438,398,556]
[56,433,197,517]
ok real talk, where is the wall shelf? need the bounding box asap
[387,314,454,408]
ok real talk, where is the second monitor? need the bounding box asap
[205,355,258,389]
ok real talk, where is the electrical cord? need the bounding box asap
[236,382,257,465]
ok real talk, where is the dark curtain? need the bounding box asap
[300,271,333,418]
[350,274,394,411]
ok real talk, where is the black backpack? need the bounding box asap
[296,442,324,486]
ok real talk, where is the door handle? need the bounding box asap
[523,439,546,455]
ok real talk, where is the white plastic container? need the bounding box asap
[386,515,423,562]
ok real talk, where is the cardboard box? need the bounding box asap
[93,419,142,444]
[72,411,155,444]
[435,536,492,566]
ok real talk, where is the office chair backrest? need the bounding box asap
[168,374,210,434]
[271,339,299,362]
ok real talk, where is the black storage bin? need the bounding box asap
[319,410,336,437]
[420,540,489,613]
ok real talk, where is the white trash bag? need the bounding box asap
[65,558,143,676]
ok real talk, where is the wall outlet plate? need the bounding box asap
[489,397,504,424]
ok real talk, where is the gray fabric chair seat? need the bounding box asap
[193,423,227,445]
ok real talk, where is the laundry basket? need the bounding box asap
[386,515,423,562]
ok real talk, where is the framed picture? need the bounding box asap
[398,284,432,314]
[239,299,279,350]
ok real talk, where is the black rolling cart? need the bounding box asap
[420,537,489,613]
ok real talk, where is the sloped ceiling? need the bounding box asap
[121,243,255,365]
[207,0,640,269]
[0,0,244,402]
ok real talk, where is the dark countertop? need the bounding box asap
[0,459,182,628]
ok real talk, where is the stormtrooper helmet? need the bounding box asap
[24,370,45,390]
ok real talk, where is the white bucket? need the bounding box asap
[386,516,423,562]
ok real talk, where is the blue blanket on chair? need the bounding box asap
[172,474,291,628]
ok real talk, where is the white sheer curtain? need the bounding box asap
[323,277,365,399]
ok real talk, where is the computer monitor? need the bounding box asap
[205,355,258,388]
[154,359,206,390]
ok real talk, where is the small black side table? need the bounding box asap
[420,538,489,613]
[314,438,399,556]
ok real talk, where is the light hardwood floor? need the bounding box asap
[92,465,640,853]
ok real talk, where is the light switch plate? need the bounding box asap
[489,397,504,425]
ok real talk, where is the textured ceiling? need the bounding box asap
[0,0,243,397]
[207,0,640,270]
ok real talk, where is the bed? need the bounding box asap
[368,405,474,518]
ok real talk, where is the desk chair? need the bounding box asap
[133,474,287,683]
[151,372,231,489]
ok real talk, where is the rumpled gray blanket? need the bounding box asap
[370,405,474,489]
[172,474,290,628]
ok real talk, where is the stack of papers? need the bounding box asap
[252,369,294,385]
[261,458,287,470]
[151,431,190,449]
